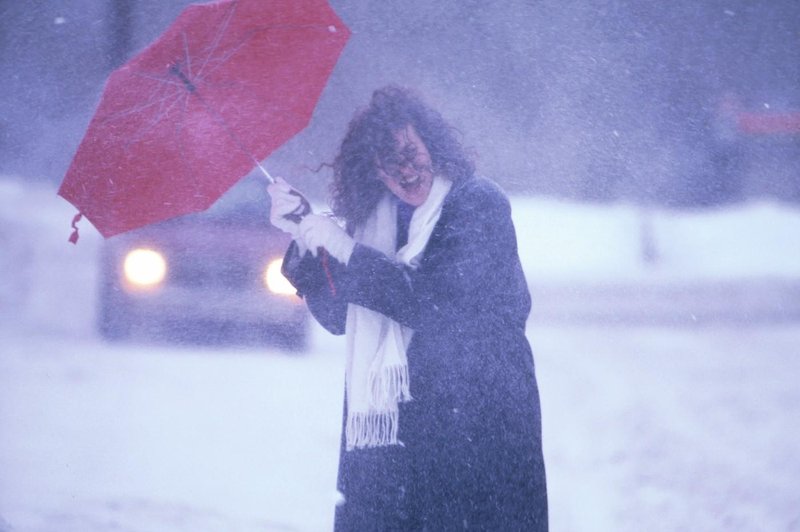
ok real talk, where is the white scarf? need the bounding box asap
[344,175,452,450]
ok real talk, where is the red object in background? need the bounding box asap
[737,111,800,135]
[58,0,349,240]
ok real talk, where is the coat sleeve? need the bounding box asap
[343,180,529,333]
[281,241,348,335]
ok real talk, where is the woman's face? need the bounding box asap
[376,124,434,207]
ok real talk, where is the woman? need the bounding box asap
[268,86,548,531]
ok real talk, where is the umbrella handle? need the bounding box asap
[280,189,337,297]
[284,190,311,223]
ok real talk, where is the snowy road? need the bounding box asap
[0,327,345,532]
[534,323,800,532]
[2,323,799,532]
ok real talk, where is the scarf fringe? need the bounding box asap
[368,363,412,409]
[345,410,401,450]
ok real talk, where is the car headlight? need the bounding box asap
[264,258,296,296]
[123,248,167,288]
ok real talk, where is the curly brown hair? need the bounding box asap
[330,85,475,231]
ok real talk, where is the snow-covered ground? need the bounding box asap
[1,176,799,531]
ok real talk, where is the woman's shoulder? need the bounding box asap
[446,175,510,211]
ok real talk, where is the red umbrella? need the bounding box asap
[58,0,349,242]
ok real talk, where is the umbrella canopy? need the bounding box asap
[58,0,349,240]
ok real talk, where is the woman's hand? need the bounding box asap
[298,214,356,265]
[267,177,307,239]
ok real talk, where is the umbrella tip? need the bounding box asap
[328,25,337,33]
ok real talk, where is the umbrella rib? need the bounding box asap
[101,80,181,124]
[199,24,332,81]
[182,31,193,80]
[196,29,257,79]
[195,0,238,79]
[132,71,184,88]
[123,93,186,150]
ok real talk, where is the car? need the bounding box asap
[97,176,309,350]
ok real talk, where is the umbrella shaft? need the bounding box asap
[170,65,274,184]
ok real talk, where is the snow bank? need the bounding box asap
[510,196,800,281]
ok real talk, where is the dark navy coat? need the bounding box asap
[283,176,548,531]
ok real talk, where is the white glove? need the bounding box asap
[267,177,306,239]
[298,214,356,265]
